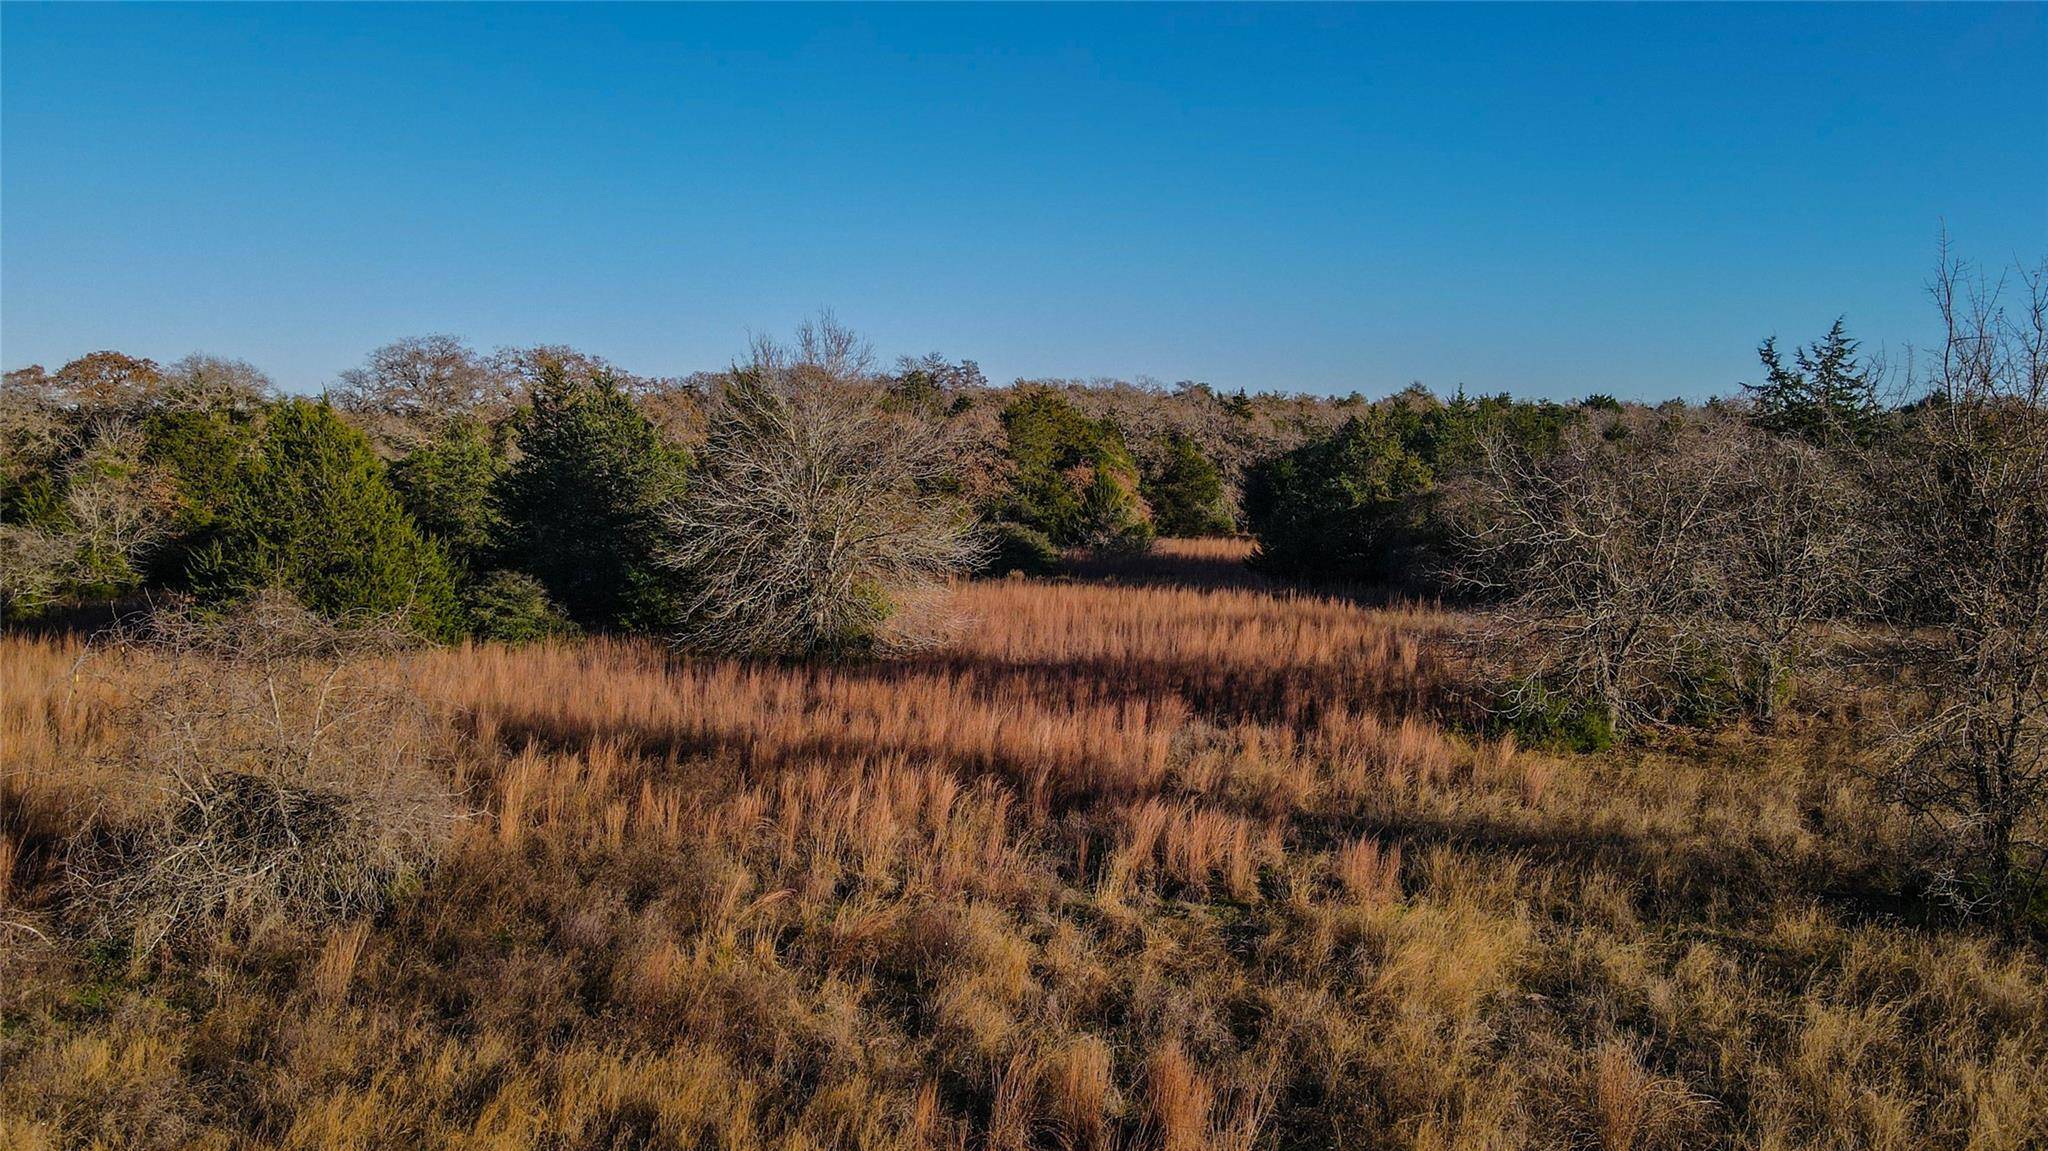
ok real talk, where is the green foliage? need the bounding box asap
[1662,642,1745,729]
[141,406,261,583]
[496,365,688,633]
[1411,390,1579,474]
[997,390,1153,549]
[1142,432,1235,537]
[1242,411,1433,584]
[1498,678,1616,754]
[1241,389,1582,589]
[2,470,66,533]
[144,408,256,528]
[390,420,504,570]
[979,521,1062,577]
[1744,318,1880,446]
[464,569,576,644]
[188,400,459,638]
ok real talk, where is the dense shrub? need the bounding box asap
[1243,411,1433,584]
[1238,389,1581,588]
[997,390,1153,549]
[496,363,689,633]
[1866,254,2048,931]
[50,424,179,601]
[463,569,576,644]
[980,521,1062,577]
[1493,676,1617,753]
[188,400,460,638]
[1142,431,1234,537]
[61,593,456,955]
[389,419,504,571]
[1,424,180,619]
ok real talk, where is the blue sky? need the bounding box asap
[4,3,2044,400]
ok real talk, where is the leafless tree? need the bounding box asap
[330,335,514,454]
[661,318,983,658]
[1451,408,1742,735]
[59,419,180,580]
[2,378,75,622]
[488,343,628,401]
[0,373,66,490]
[0,405,179,622]
[1871,247,2048,929]
[790,309,876,379]
[0,523,77,624]
[1704,424,1882,725]
[159,354,275,412]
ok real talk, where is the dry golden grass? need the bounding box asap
[0,539,2043,1150]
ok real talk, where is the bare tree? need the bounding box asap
[3,376,79,622]
[59,418,181,586]
[0,523,77,624]
[1872,247,2048,929]
[1,372,66,491]
[790,309,876,379]
[330,335,513,453]
[661,318,983,658]
[159,354,275,412]
[1706,425,1881,725]
[0,401,179,622]
[1451,408,1741,736]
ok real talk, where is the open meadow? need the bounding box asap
[7,6,2047,1148]
[4,540,2042,1151]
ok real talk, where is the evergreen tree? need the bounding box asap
[1744,318,1880,445]
[389,419,504,572]
[464,569,576,644]
[141,404,263,584]
[496,363,688,632]
[1242,411,1433,584]
[997,390,1153,549]
[1142,432,1234,537]
[190,399,459,637]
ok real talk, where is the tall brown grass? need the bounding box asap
[0,540,2042,1149]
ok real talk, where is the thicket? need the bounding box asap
[994,388,1155,553]
[1235,254,2046,930]
[188,400,461,639]
[1241,387,1577,585]
[3,339,1297,616]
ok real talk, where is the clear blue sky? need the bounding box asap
[4,3,2044,400]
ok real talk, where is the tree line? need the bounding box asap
[0,318,1256,648]
[3,251,2043,929]
[0,313,1341,644]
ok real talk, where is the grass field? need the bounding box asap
[2,541,2043,1150]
